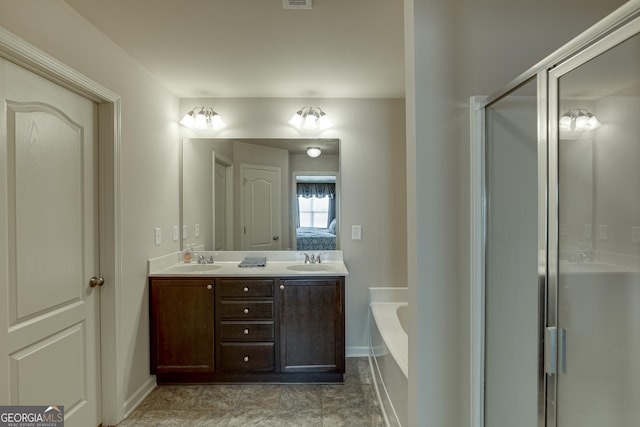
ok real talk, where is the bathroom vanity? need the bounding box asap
[147,251,347,384]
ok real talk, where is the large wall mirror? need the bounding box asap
[181,138,340,252]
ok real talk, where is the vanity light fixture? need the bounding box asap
[180,106,226,130]
[288,106,333,131]
[306,147,322,158]
[559,109,601,132]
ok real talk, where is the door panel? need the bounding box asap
[241,164,281,250]
[0,58,100,426]
[551,24,640,427]
[484,78,540,427]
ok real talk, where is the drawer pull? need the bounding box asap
[243,308,249,314]
[243,328,250,335]
[280,284,285,290]
[243,286,249,293]
[243,355,249,362]
[207,284,212,290]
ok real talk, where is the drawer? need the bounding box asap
[219,343,274,372]
[219,300,274,319]
[218,279,274,298]
[220,321,274,341]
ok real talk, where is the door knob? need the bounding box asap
[273,235,279,241]
[89,276,105,288]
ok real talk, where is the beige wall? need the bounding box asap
[180,97,409,354]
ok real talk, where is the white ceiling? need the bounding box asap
[63,0,405,99]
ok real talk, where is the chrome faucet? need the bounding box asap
[303,253,321,264]
[198,254,215,264]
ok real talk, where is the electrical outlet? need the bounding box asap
[195,223,200,238]
[173,225,179,241]
[154,227,162,246]
[182,224,187,239]
[632,227,640,244]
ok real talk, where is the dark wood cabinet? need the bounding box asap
[279,278,345,377]
[149,278,214,382]
[215,278,276,374]
[150,274,345,383]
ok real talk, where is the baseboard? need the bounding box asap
[347,346,369,357]
[122,375,156,420]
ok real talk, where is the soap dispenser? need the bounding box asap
[183,245,192,263]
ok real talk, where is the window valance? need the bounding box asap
[296,182,336,199]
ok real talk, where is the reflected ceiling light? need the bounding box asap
[559,109,601,132]
[306,147,322,158]
[288,106,333,131]
[180,106,226,130]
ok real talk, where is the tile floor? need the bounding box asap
[117,357,385,427]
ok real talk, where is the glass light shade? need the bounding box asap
[574,115,589,131]
[303,114,318,129]
[288,112,304,129]
[588,115,601,129]
[194,112,207,129]
[559,115,572,131]
[317,113,333,130]
[306,147,322,158]
[180,112,195,128]
[210,114,226,130]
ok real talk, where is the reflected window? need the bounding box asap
[298,196,330,228]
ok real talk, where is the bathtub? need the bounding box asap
[369,287,408,427]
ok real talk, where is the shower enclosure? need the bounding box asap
[474,2,640,426]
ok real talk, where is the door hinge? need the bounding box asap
[545,326,567,375]
[545,326,557,375]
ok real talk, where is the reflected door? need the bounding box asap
[241,164,281,250]
[550,23,640,427]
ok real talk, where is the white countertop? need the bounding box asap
[148,250,349,277]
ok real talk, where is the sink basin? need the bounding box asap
[286,264,338,272]
[163,263,221,273]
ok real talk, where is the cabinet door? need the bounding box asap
[150,278,214,374]
[279,278,345,373]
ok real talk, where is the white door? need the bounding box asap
[241,164,281,250]
[213,156,227,251]
[0,58,101,426]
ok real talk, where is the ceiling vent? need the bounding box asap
[283,0,312,9]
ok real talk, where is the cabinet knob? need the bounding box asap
[243,355,249,363]
[243,328,249,335]
[280,284,285,290]
[207,284,212,290]
[243,286,249,293]
[243,308,249,314]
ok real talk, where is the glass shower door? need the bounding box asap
[550,22,640,427]
[484,77,541,427]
